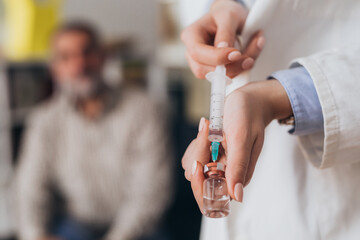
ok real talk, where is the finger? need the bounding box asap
[244,133,264,187]
[224,31,265,78]
[181,16,242,67]
[182,15,238,65]
[243,30,265,62]
[195,119,211,166]
[191,161,206,213]
[225,133,254,202]
[184,164,193,181]
[181,13,217,47]
[225,59,253,78]
[188,44,242,66]
[182,139,197,181]
[218,144,226,158]
[182,118,211,181]
[185,51,214,79]
[214,15,239,47]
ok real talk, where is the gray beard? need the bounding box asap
[57,76,105,102]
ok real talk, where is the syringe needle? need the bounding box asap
[211,142,220,162]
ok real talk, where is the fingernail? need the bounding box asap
[198,117,205,132]
[234,183,243,202]
[257,36,265,49]
[242,58,254,70]
[192,161,198,176]
[228,51,242,61]
[217,41,229,48]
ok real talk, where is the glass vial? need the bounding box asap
[203,162,230,218]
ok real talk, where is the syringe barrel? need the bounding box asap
[207,69,228,142]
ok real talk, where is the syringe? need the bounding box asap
[206,65,230,162]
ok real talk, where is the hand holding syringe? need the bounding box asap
[202,36,259,217]
[181,0,267,218]
[192,35,266,217]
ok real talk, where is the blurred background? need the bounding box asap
[0,0,213,240]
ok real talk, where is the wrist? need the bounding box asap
[242,80,293,125]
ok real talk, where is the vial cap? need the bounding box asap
[204,162,225,174]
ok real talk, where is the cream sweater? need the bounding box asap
[16,89,172,240]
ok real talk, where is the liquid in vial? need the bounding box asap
[203,162,230,218]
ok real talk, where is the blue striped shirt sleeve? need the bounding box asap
[270,66,324,136]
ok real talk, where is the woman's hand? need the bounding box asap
[181,0,265,79]
[182,79,293,211]
[182,118,227,212]
[221,80,292,201]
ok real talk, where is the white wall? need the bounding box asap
[0,1,5,48]
[62,0,158,56]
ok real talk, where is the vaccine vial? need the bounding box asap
[203,162,230,218]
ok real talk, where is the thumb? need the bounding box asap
[214,18,238,48]
[195,118,211,166]
[225,138,252,202]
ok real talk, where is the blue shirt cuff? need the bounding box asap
[269,66,324,136]
[235,0,247,7]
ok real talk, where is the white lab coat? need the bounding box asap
[201,0,360,239]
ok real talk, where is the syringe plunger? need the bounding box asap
[206,65,229,143]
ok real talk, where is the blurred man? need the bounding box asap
[0,55,15,240]
[16,22,172,240]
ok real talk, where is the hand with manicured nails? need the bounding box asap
[182,80,293,211]
[181,0,265,79]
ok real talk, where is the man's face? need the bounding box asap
[51,31,104,98]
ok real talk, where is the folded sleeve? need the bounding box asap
[291,44,360,168]
[270,66,324,136]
